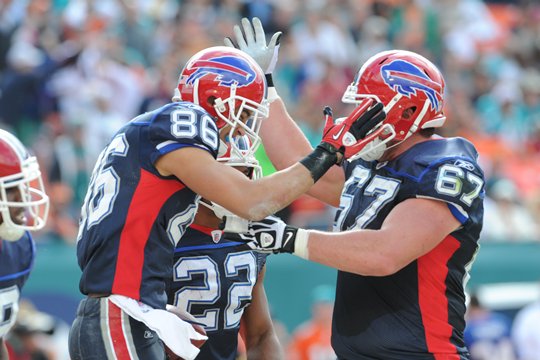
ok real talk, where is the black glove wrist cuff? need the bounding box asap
[265,73,274,87]
[299,143,339,182]
[282,226,298,254]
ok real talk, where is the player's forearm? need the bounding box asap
[261,99,344,207]
[301,198,461,275]
[239,163,314,220]
[262,99,313,169]
[246,329,284,360]
[304,229,401,276]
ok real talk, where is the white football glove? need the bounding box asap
[224,17,281,75]
[223,216,309,258]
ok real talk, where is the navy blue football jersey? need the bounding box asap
[167,224,267,360]
[332,137,484,360]
[76,102,219,310]
[0,233,35,338]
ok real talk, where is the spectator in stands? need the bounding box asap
[512,290,540,360]
[1,1,540,350]
[287,285,336,360]
[464,292,516,360]
[481,179,539,242]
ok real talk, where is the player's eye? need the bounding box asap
[240,110,253,123]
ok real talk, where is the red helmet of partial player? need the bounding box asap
[0,129,49,241]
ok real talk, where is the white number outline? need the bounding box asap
[171,109,197,138]
[167,203,199,245]
[462,172,483,206]
[0,286,20,338]
[351,175,401,230]
[436,164,483,206]
[201,115,219,150]
[170,109,219,151]
[78,134,129,238]
[335,166,401,230]
[172,251,257,331]
[173,256,221,331]
[334,166,371,231]
[87,168,121,228]
[224,252,257,329]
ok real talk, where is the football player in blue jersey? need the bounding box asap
[68,45,385,360]
[0,129,49,359]
[167,135,282,360]
[225,19,485,360]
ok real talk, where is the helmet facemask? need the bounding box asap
[214,82,269,160]
[0,156,49,241]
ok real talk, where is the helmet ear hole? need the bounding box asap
[207,96,216,106]
[402,106,416,120]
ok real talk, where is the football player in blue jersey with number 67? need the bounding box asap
[224,18,485,360]
[0,129,49,359]
[68,45,386,360]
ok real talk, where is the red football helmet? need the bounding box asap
[173,46,269,154]
[0,129,49,241]
[342,50,446,161]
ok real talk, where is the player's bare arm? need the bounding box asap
[157,100,384,221]
[225,17,346,207]
[261,99,346,207]
[240,267,283,360]
[305,198,461,276]
[224,197,461,276]
[156,146,314,220]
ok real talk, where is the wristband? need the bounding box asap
[265,73,274,87]
[299,143,339,182]
[265,74,279,103]
[293,229,309,259]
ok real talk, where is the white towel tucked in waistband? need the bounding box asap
[109,295,207,360]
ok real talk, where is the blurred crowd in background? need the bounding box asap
[1,0,540,359]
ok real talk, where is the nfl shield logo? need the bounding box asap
[211,230,222,243]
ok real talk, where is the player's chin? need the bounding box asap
[164,323,207,360]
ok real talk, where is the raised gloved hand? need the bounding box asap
[224,17,282,75]
[298,99,385,182]
[223,216,308,258]
[320,99,386,158]
[319,99,386,163]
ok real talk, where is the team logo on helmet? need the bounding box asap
[186,56,256,88]
[381,60,443,111]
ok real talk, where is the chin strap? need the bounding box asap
[200,201,250,233]
[346,123,395,162]
[265,74,280,103]
[0,222,24,241]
